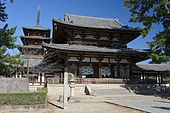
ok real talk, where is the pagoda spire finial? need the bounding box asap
[36,2,40,26]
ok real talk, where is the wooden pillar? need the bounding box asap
[97,57,103,78]
[38,72,41,83]
[27,55,30,76]
[157,72,161,86]
[141,71,144,83]
[110,64,114,78]
[78,62,82,78]
[77,56,84,78]
[15,73,18,78]
[42,73,45,83]
[129,63,133,79]
[98,63,102,78]
[19,73,22,78]
[115,59,121,78]
[93,63,98,78]
[63,61,68,109]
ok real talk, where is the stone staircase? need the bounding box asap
[88,84,134,97]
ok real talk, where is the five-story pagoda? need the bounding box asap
[19,6,51,83]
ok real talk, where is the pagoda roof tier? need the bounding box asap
[43,43,149,63]
[20,45,42,49]
[21,36,51,40]
[23,25,50,31]
[19,45,43,55]
[20,36,51,45]
[21,55,43,59]
[23,25,51,37]
[53,14,141,31]
[36,61,63,73]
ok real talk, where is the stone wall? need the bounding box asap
[0,78,29,93]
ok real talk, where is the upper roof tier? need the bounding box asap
[23,25,50,31]
[22,25,51,37]
[53,14,141,31]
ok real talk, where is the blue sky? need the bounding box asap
[4,0,161,60]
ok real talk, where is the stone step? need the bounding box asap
[88,84,134,96]
[87,84,126,89]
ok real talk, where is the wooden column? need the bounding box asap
[78,62,83,78]
[110,64,114,78]
[157,72,161,86]
[115,57,121,78]
[98,63,102,78]
[97,57,103,78]
[63,60,68,109]
[38,72,41,83]
[27,55,30,76]
[42,73,45,83]
[77,56,84,78]
[142,71,144,83]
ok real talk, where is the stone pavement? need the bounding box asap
[46,84,145,113]
[91,84,170,113]
[2,84,170,113]
[106,95,170,113]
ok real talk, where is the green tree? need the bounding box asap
[0,0,22,75]
[124,0,170,63]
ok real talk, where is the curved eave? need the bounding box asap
[52,19,142,44]
[53,18,142,32]
[18,46,43,54]
[19,45,42,49]
[133,64,170,72]
[43,43,149,63]
[22,26,51,37]
[20,36,51,45]
[42,43,149,57]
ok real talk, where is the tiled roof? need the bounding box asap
[136,64,170,72]
[23,25,50,31]
[53,14,141,31]
[37,61,63,72]
[43,43,148,54]
[20,45,42,49]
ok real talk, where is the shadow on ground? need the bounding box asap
[121,84,170,99]
[151,106,170,110]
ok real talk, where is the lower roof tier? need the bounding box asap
[43,43,149,63]
[133,64,170,72]
[19,45,43,56]
[20,36,51,45]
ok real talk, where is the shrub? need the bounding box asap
[0,87,47,105]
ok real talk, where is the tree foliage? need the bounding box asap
[124,0,170,63]
[0,0,23,75]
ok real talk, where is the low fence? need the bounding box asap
[47,78,126,84]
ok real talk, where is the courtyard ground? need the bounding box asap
[0,84,170,113]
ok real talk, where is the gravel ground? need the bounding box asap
[0,84,146,113]
[0,102,146,113]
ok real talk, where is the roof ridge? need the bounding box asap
[64,13,120,22]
